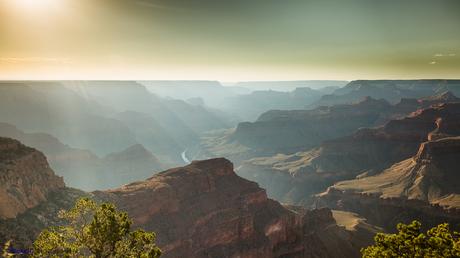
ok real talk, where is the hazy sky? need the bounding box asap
[0,0,459,80]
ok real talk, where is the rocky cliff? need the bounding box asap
[0,188,86,248]
[197,92,460,166]
[94,158,376,258]
[237,103,460,204]
[0,137,65,219]
[318,137,460,230]
[0,140,377,256]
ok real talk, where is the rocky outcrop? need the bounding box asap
[317,137,460,231]
[379,91,460,123]
[237,103,460,204]
[419,91,460,104]
[0,137,65,219]
[94,158,376,258]
[0,187,87,248]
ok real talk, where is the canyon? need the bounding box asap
[0,123,165,190]
[312,80,460,107]
[2,80,460,257]
[237,102,460,204]
[196,91,460,166]
[95,158,377,258]
[0,137,377,257]
[318,136,460,231]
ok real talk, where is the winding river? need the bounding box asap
[181,149,191,164]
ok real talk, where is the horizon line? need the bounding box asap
[1,78,460,83]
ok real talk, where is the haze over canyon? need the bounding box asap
[1,79,460,257]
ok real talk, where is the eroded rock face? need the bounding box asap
[197,92,460,167]
[0,137,65,219]
[196,97,394,165]
[237,103,460,204]
[233,97,391,153]
[94,158,372,258]
[0,188,86,248]
[0,138,87,248]
[318,137,460,231]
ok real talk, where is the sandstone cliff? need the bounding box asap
[237,103,460,204]
[318,137,460,231]
[0,137,65,219]
[0,137,89,248]
[94,158,375,258]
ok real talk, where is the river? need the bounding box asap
[181,149,191,164]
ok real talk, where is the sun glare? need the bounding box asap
[11,0,62,11]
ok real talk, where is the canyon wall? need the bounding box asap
[95,158,375,258]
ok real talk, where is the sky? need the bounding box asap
[0,0,459,80]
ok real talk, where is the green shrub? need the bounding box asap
[362,220,460,258]
[31,197,161,258]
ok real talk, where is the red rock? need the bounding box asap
[237,103,460,204]
[0,137,65,219]
[317,136,460,231]
[94,158,373,258]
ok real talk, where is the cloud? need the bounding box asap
[433,53,456,58]
[429,61,437,65]
[135,1,185,11]
[0,57,71,64]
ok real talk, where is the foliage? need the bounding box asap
[362,220,460,258]
[2,241,13,258]
[31,198,161,258]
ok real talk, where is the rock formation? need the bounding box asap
[318,137,460,230]
[233,97,391,152]
[95,158,376,258]
[196,92,460,167]
[196,97,393,164]
[237,103,460,204]
[0,138,378,256]
[0,137,65,219]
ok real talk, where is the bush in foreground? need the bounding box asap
[31,198,161,258]
[362,220,460,257]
